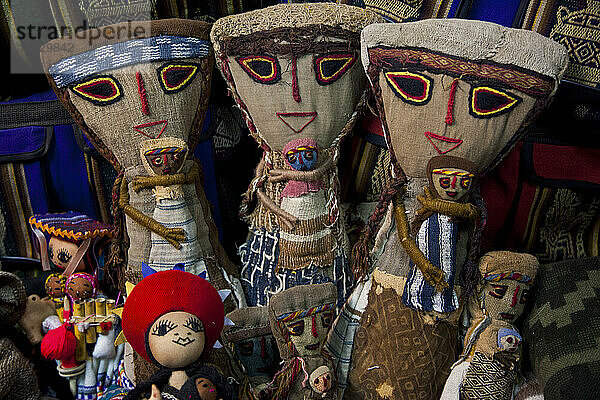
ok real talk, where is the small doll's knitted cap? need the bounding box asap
[122,270,224,364]
[479,251,539,285]
[0,271,27,327]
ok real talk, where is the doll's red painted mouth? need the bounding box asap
[277,112,317,133]
[172,337,195,347]
[304,342,320,351]
[445,191,457,197]
[500,313,515,321]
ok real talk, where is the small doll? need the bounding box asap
[29,212,112,276]
[65,272,97,304]
[45,273,67,305]
[263,283,337,400]
[402,155,479,313]
[179,365,237,400]
[440,251,538,400]
[121,269,235,400]
[222,306,280,396]
[139,138,208,276]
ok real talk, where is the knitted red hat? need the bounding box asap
[121,270,224,364]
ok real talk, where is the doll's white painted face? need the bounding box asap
[284,310,332,357]
[148,310,206,368]
[48,236,81,271]
[431,167,473,201]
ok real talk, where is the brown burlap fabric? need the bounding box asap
[346,269,458,399]
[0,271,26,327]
[0,338,41,400]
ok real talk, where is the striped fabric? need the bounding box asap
[277,302,334,322]
[49,36,210,87]
[402,213,459,313]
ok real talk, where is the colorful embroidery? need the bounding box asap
[49,36,210,88]
[29,212,113,241]
[314,53,357,85]
[71,76,123,106]
[277,303,334,322]
[136,71,150,115]
[369,47,555,97]
[432,169,474,177]
[236,55,281,84]
[384,71,433,105]
[483,272,533,285]
[424,132,463,154]
[469,86,522,118]
[143,147,185,156]
[157,62,200,93]
[133,120,168,139]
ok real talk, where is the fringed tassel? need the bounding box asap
[351,177,406,280]
[260,357,305,400]
[460,180,487,300]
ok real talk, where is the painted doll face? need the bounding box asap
[234,335,278,377]
[498,328,522,353]
[311,370,333,394]
[66,57,206,169]
[144,149,185,175]
[286,144,318,171]
[48,236,82,271]
[227,46,364,151]
[284,310,333,357]
[45,274,66,299]
[431,167,473,201]
[195,377,217,400]
[483,279,530,323]
[147,311,206,368]
[66,275,95,301]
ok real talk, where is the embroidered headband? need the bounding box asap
[143,147,185,156]
[49,35,210,88]
[276,303,333,323]
[483,271,533,285]
[431,169,474,177]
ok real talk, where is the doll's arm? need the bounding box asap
[257,189,299,230]
[118,178,185,249]
[268,154,333,183]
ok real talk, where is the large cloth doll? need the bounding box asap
[337,19,567,399]
[40,19,241,302]
[40,20,242,383]
[211,4,383,308]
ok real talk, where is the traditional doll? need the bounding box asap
[262,283,337,400]
[211,4,383,307]
[46,272,67,305]
[40,19,241,311]
[341,19,567,399]
[65,272,97,304]
[139,137,208,276]
[179,365,238,400]
[121,269,235,400]
[222,306,280,397]
[402,155,479,313]
[29,212,113,276]
[440,251,538,400]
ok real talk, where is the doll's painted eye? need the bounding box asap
[321,312,332,328]
[439,177,451,189]
[236,55,281,84]
[303,150,314,161]
[151,319,177,336]
[314,53,356,85]
[158,63,200,93]
[384,71,433,105]
[150,156,163,167]
[519,289,529,304]
[460,177,471,189]
[57,249,72,264]
[238,340,254,356]
[71,75,123,105]
[287,153,297,164]
[469,86,521,118]
[183,316,204,333]
[489,284,508,298]
[286,320,305,336]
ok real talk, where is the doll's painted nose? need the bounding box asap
[450,176,457,188]
[511,285,521,307]
[291,57,301,103]
[136,71,150,115]
[311,315,318,338]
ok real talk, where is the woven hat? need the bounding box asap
[478,251,539,285]
[0,271,27,327]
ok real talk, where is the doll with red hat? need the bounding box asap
[121,269,237,400]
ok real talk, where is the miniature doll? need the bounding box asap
[45,272,67,306]
[65,272,97,304]
[402,155,479,313]
[139,137,208,276]
[440,251,538,400]
[262,283,337,400]
[222,306,280,397]
[212,4,383,308]
[121,269,235,400]
[178,365,237,400]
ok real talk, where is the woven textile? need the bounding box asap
[460,351,515,400]
[524,257,600,400]
[0,338,41,400]
[29,211,113,241]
